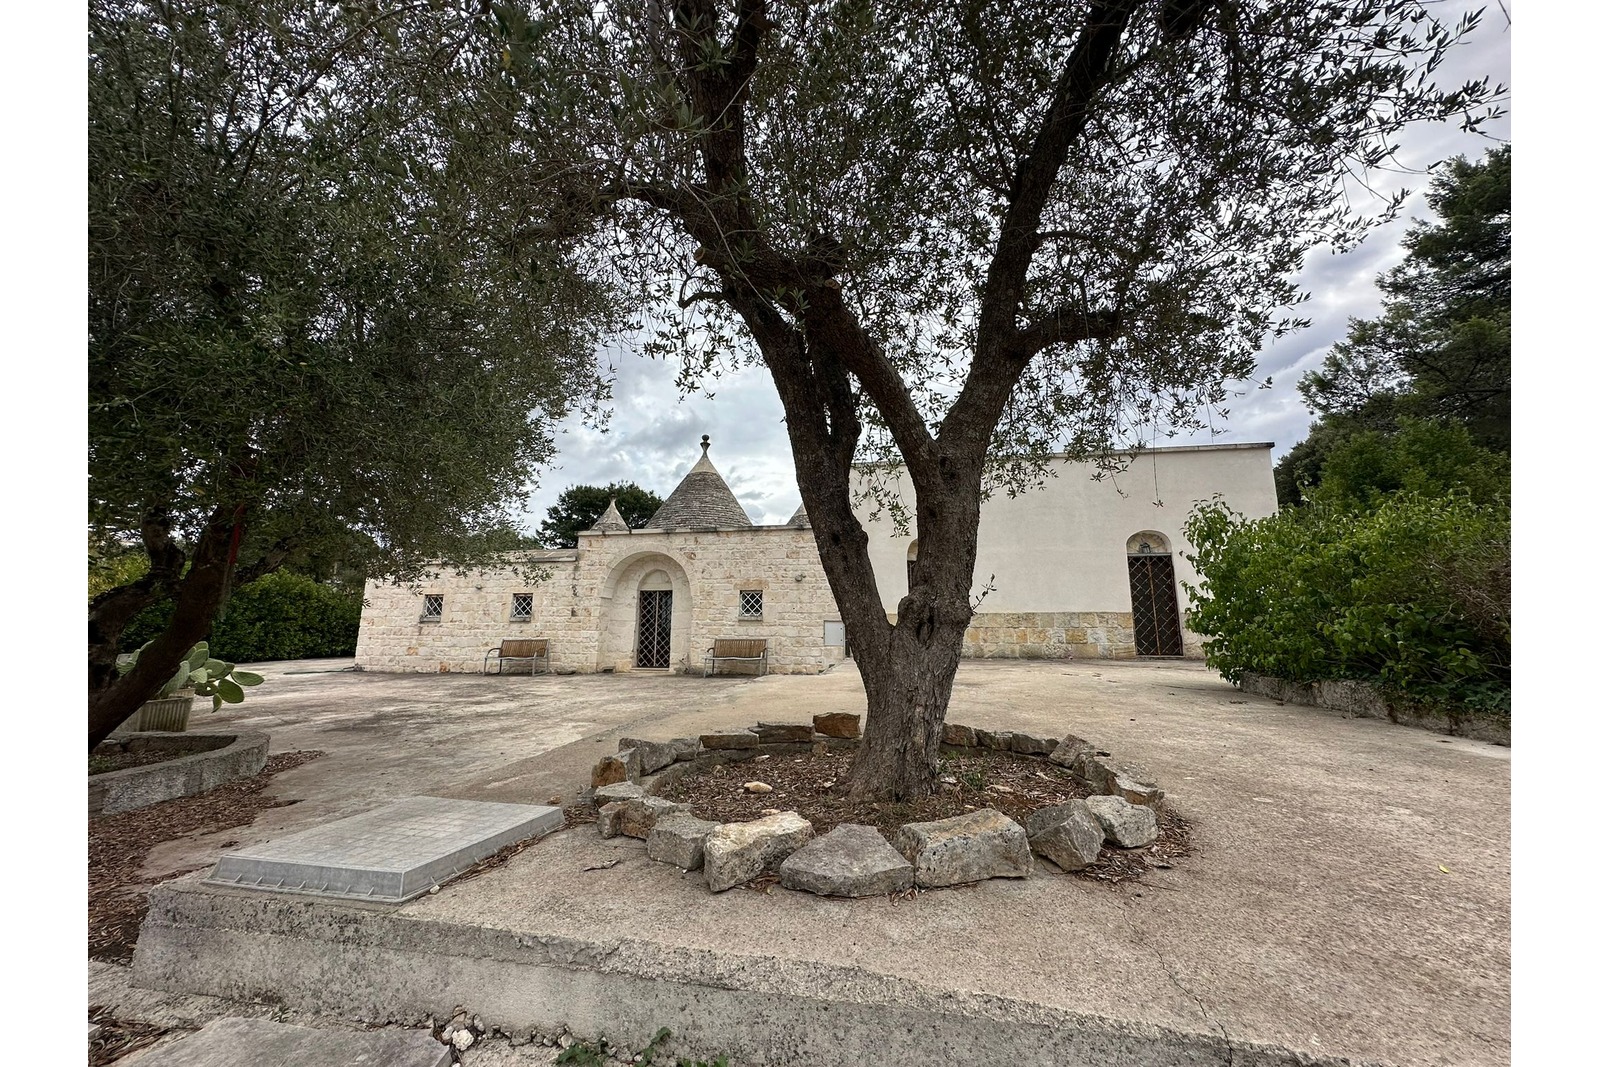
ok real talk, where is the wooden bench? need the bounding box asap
[704,638,768,677]
[483,638,550,675]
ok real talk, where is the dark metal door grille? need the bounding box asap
[636,589,673,668]
[1128,555,1184,656]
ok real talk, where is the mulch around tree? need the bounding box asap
[656,748,1190,884]
[88,750,325,964]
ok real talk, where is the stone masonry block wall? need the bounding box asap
[355,528,848,676]
[884,610,1198,660]
[963,611,1139,660]
[354,557,598,674]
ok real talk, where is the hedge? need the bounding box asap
[1182,490,1509,719]
[121,570,362,663]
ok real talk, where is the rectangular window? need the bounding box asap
[739,590,764,619]
[511,593,533,621]
[420,594,443,622]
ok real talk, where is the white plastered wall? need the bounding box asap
[852,443,1278,657]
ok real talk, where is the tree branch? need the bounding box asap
[943,0,1143,451]
[1014,307,1123,358]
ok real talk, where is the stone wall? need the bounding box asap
[1235,672,1511,746]
[354,527,849,676]
[883,609,1201,660]
[961,612,1139,660]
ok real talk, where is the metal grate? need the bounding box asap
[1128,555,1184,656]
[511,593,533,620]
[636,589,673,668]
[739,589,764,618]
[420,594,443,621]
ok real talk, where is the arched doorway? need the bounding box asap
[596,551,693,673]
[635,569,674,668]
[1126,531,1183,657]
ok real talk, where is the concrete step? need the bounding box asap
[133,868,1350,1067]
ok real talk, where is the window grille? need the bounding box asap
[511,593,533,620]
[421,594,443,621]
[739,590,764,618]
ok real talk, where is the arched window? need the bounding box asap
[1126,530,1172,556]
[906,539,919,588]
[1126,531,1183,656]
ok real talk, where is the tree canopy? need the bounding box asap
[1277,145,1510,503]
[87,0,618,746]
[538,483,665,548]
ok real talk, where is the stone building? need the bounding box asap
[353,437,1276,674]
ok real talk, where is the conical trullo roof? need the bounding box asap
[645,436,752,530]
[786,502,810,528]
[590,497,629,533]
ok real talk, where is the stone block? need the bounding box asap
[1048,735,1094,767]
[1108,774,1165,807]
[1072,752,1119,793]
[703,812,815,892]
[1025,801,1105,871]
[601,793,681,844]
[942,722,977,748]
[974,729,1013,751]
[618,738,678,775]
[591,747,640,788]
[1005,732,1058,756]
[779,824,913,898]
[1083,795,1158,848]
[668,738,702,762]
[646,813,719,870]
[754,722,814,743]
[812,712,861,738]
[893,808,1033,888]
[597,801,627,839]
[700,731,760,750]
[592,782,644,808]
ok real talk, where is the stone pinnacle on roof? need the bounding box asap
[786,502,810,528]
[645,435,753,530]
[591,497,629,533]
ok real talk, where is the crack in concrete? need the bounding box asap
[1118,892,1236,1067]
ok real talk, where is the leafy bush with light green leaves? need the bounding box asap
[1182,489,1509,718]
[117,641,264,710]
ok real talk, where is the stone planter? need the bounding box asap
[137,692,196,732]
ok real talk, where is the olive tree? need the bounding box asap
[87,0,618,748]
[459,0,1500,800]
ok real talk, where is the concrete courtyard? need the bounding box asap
[111,657,1509,1066]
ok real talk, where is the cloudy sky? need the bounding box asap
[517,7,1512,530]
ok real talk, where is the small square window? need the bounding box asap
[739,590,763,619]
[420,594,443,621]
[511,593,533,621]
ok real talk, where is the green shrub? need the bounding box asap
[1183,490,1508,716]
[121,570,362,663]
